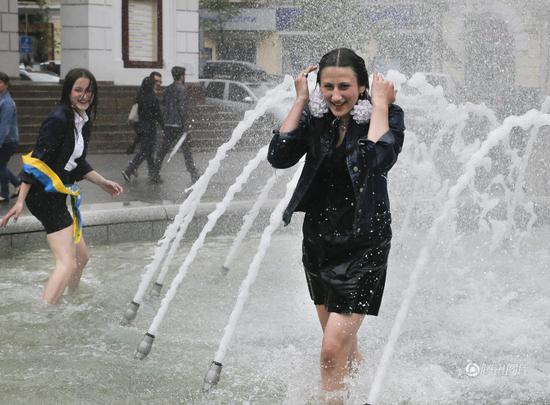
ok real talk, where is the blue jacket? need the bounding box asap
[0,91,19,145]
[20,106,93,185]
[268,104,405,237]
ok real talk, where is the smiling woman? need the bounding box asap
[268,48,404,403]
[0,68,124,305]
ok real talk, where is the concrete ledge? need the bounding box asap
[0,199,279,255]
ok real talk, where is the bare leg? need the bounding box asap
[318,311,365,404]
[316,305,364,375]
[68,236,90,292]
[347,335,364,377]
[43,226,77,304]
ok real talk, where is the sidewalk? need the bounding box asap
[0,147,293,253]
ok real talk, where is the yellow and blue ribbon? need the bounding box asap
[22,152,83,243]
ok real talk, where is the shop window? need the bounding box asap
[122,0,163,68]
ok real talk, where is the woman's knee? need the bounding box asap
[320,338,347,367]
[55,254,77,277]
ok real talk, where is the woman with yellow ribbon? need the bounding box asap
[0,68,123,304]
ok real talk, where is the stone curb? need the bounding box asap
[0,199,280,254]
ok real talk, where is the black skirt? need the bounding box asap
[302,217,391,315]
[300,139,391,315]
[25,182,72,234]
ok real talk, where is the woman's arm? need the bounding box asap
[84,170,123,197]
[0,182,31,227]
[367,73,395,143]
[268,65,317,169]
[359,104,405,173]
[280,65,317,132]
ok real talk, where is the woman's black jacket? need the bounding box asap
[20,105,93,185]
[267,104,405,237]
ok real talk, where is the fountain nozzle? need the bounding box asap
[120,301,140,325]
[149,282,163,297]
[134,333,155,360]
[202,361,223,392]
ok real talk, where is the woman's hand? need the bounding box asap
[100,179,123,197]
[280,65,318,133]
[295,65,318,101]
[0,201,24,227]
[370,73,396,107]
[85,170,123,197]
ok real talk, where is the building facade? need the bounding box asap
[200,0,550,112]
[1,0,200,84]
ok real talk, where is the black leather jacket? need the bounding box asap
[268,104,405,237]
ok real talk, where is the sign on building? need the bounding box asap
[20,36,33,54]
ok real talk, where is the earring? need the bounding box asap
[308,88,328,118]
[350,99,372,124]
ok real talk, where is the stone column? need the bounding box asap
[174,0,199,80]
[60,0,114,81]
[0,0,19,77]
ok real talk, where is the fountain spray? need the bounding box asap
[368,109,550,404]
[121,77,295,325]
[149,145,269,296]
[221,171,279,272]
[202,160,304,392]
[135,146,272,359]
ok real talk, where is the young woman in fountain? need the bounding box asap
[267,48,405,403]
[0,68,123,304]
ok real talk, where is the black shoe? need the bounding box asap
[0,196,8,203]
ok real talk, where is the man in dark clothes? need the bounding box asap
[153,66,199,183]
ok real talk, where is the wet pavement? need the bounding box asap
[1,146,287,217]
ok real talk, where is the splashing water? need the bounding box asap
[148,145,270,336]
[127,77,296,311]
[2,64,550,402]
[222,171,279,271]
[213,160,304,364]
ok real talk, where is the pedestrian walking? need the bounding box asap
[0,68,123,304]
[153,66,199,183]
[0,72,21,203]
[122,73,164,183]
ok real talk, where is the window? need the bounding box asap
[228,84,251,102]
[206,81,225,99]
[122,0,163,68]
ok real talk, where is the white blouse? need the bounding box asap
[64,112,88,172]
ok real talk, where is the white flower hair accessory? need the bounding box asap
[308,88,328,118]
[350,99,372,124]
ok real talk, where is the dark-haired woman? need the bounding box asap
[268,48,405,402]
[121,75,164,182]
[1,68,123,304]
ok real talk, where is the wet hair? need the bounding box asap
[0,72,9,86]
[60,68,98,120]
[317,48,369,98]
[171,66,186,81]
